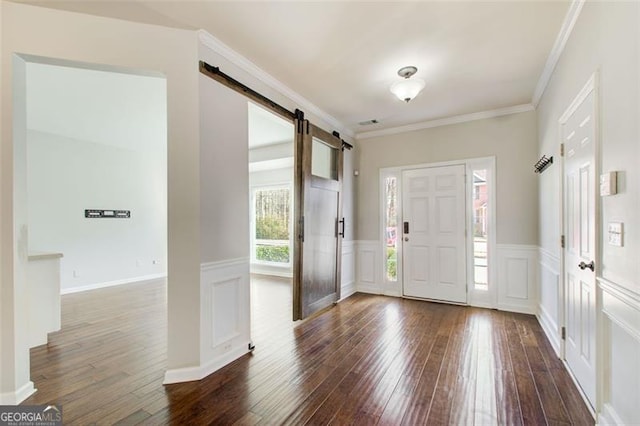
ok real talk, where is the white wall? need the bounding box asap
[26,63,167,292]
[356,111,538,244]
[27,130,166,292]
[536,2,639,423]
[1,1,200,403]
[354,111,539,312]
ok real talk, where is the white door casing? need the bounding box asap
[561,76,597,408]
[402,165,467,303]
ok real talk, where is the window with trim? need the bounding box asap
[472,170,488,290]
[252,187,291,264]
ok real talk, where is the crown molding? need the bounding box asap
[356,103,534,140]
[198,30,353,139]
[532,0,585,107]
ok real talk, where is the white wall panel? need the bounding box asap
[497,244,538,314]
[599,278,640,425]
[356,241,381,294]
[341,240,356,300]
[538,247,561,355]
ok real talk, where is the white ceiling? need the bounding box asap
[16,1,570,135]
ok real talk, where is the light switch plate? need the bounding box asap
[608,222,623,247]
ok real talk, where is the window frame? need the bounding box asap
[250,184,293,267]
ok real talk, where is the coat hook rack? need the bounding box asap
[534,155,553,174]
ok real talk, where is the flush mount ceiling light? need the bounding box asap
[390,66,425,103]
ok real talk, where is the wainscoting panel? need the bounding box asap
[341,240,356,300]
[538,247,561,355]
[355,241,382,294]
[163,257,251,384]
[496,244,538,314]
[598,278,640,425]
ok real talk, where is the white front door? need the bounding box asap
[563,80,597,408]
[402,165,467,303]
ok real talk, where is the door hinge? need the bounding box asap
[560,143,565,157]
[561,326,566,340]
[561,235,565,248]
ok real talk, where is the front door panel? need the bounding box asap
[402,165,467,303]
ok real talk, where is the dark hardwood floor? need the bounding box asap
[24,276,594,425]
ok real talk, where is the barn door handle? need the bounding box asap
[338,218,345,238]
[578,260,595,271]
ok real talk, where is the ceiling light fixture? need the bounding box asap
[390,66,425,103]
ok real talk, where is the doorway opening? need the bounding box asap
[248,102,296,340]
[15,55,168,394]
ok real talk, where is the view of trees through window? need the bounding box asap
[385,177,398,281]
[473,170,488,289]
[254,188,290,263]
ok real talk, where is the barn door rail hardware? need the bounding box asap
[534,155,553,174]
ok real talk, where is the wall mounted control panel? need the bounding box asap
[85,209,131,218]
[608,222,623,247]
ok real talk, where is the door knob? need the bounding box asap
[404,237,409,242]
[578,260,595,271]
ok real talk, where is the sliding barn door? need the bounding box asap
[293,120,343,320]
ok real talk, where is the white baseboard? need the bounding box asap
[537,303,561,356]
[340,281,356,301]
[599,403,624,425]
[0,381,36,405]
[383,289,402,298]
[497,302,537,315]
[163,344,249,385]
[469,300,494,310]
[61,273,166,294]
[357,284,382,295]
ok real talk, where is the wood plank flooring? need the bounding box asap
[24,276,594,425]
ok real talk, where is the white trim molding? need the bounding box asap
[164,257,251,385]
[60,273,167,295]
[0,381,36,405]
[198,30,351,138]
[599,278,640,343]
[532,0,586,106]
[356,104,534,140]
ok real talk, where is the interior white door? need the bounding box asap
[563,85,596,408]
[402,165,467,303]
